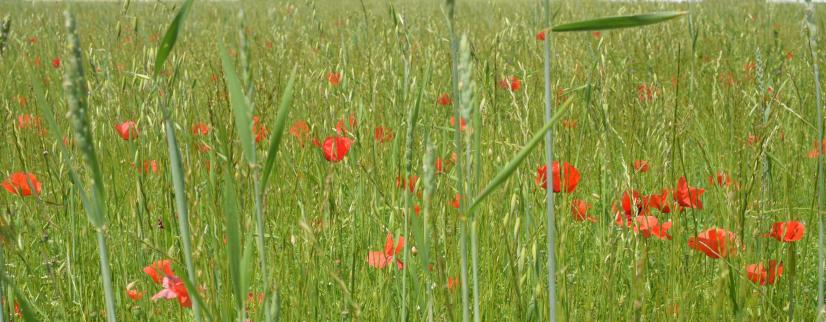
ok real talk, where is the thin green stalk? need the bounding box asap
[542,0,556,319]
[804,0,825,318]
[162,103,203,322]
[95,231,116,322]
[444,1,470,321]
[62,11,116,322]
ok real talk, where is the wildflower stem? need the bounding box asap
[542,0,557,320]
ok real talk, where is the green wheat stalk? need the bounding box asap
[61,11,116,322]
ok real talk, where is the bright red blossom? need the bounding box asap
[747,260,783,286]
[191,123,210,136]
[450,116,467,131]
[321,136,353,162]
[674,177,704,209]
[688,228,738,259]
[437,93,452,106]
[536,31,546,41]
[2,172,42,196]
[327,72,342,86]
[115,121,138,140]
[571,199,596,223]
[633,160,649,173]
[764,221,805,243]
[367,233,405,270]
[498,76,521,92]
[632,216,673,240]
[535,161,581,193]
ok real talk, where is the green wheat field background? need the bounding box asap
[0,0,825,321]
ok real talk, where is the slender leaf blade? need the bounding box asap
[469,103,570,212]
[153,0,194,78]
[261,66,298,187]
[551,11,686,32]
[220,42,256,165]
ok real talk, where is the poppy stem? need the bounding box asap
[542,0,557,320]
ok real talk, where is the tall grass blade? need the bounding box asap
[804,0,826,318]
[222,168,244,313]
[542,0,556,320]
[260,66,298,188]
[220,42,256,165]
[153,0,194,78]
[62,11,116,322]
[551,11,686,32]
[468,104,569,212]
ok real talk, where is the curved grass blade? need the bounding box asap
[468,103,570,212]
[222,167,244,313]
[220,41,256,165]
[261,66,298,187]
[153,0,194,78]
[551,11,686,32]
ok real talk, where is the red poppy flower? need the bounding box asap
[367,233,405,270]
[708,171,735,188]
[28,36,37,45]
[336,115,357,135]
[143,259,174,285]
[450,194,460,209]
[135,160,159,174]
[673,177,704,209]
[151,275,192,308]
[498,76,522,92]
[633,160,650,173]
[126,282,144,301]
[115,121,138,140]
[643,189,671,214]
[632,216,672,240]
[637,83,657,102]
[435,158,446,174]
[571,199,596,223]
[449,116,467,132]
[786,51,793,61]
[746,260,783,286]
[327,72,342,86]
[447,276,459,292]
[688,228,738,259]
[807,140,826,159]
[396,175,417,193]
[2,172,42,196]
[437,93,452,106]
[614,190,645,227]
[191,123,210,136]
[289,120,311,145]
[592,31,601,39]
[17,114,43,130]
[535,161,581,193]
[51,58,61,69]
[253,116,268,144]
[321,136,352,162]
[763,221,805,243]
[374,126,394,143]
[536,31,546,41]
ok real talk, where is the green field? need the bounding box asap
[0,0,824,320]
